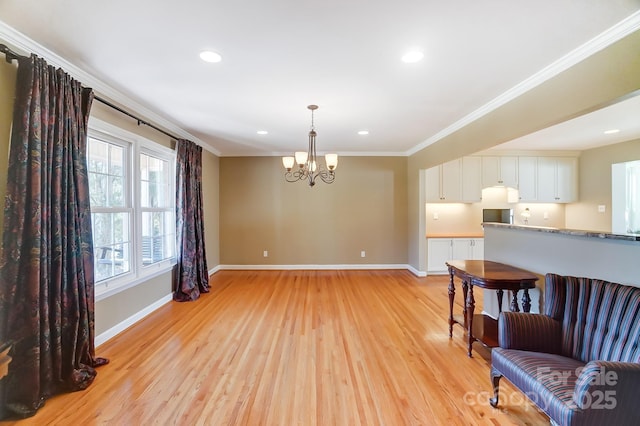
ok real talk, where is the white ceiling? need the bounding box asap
[492,91,640,151]
[1,1,639,156]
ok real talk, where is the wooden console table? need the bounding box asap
[445,260,538,357]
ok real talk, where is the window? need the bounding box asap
[140,152,175,265]
[87,119,176,298]
[88,137,131,282]
[626,162,640,233]
[612,160,640,234]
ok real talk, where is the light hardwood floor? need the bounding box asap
[2,270,549,425]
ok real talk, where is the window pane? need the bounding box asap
[88,139,109,174]
[91,212,132,282]
[140,154,149,180]
[109,145,124,175]
[141,153,171,208]
[88,137,126,208]
[140,180,150,208]
[627,164,640,233]
[141,210,175,265]
[89,173,108,207]
[95,242,131,282]
[111,176,124,206]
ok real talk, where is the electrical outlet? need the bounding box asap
[263,250,268,257]
[360,250,366,258]
[543,212,549,220]
[433,212,439,220]
[598,205,606,213]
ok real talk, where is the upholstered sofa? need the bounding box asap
[489,273,640,425]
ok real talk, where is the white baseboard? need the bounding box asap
[218,264,411,271]
[216,264,427,276]
[96,293,173,348]
[209,265,222,276]
[407,265,427,277]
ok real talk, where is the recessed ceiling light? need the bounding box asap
[401,50,424,63]
[257,130,268,135]
[358,130,369,135]
[199,50,222,63]
[603,129,620,134]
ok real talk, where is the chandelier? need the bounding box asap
[282,105,338,186]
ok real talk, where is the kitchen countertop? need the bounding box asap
[426,233,484,239]
[482,222,640,242]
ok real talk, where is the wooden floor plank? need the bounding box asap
[1,270,549,425]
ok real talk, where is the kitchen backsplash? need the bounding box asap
[426,187,566,236]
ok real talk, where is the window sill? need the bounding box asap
[95,260,176,302]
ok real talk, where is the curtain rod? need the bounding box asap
[92,97,179,142]
[1,43,180,142]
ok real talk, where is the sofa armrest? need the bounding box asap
[498,312,561,354]
[571,360,640,425]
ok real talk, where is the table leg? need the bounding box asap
[496,289,504,314]
[448,269,455,338]
[522,289,531,313]
[462,280,469,328]
[510,289,520,312]
[466,283,475,357]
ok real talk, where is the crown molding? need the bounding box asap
[0,21,222,156]
[406,10,640,156]
[222,151,408,157]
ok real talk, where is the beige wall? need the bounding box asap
[0,60,17,229]
[566,138,640,232]
[220,156,408,265]
[408,29,640,271]
[202,149,220,268]
[0,59,221,337]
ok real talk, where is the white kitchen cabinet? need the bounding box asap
[470,238,484,259]
[461,156,482,202]
[427,239,453,273]
[425,157,481,203]
[427,238,484,274]
[425,165,441,202]
[452,238,484,261]
[425,159,462,202]
[482,156,518,188]
[536,157,578,202]
[555,157,578,202]
[517,156,538,202]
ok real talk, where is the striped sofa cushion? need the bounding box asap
[492,348,584,423]
[544,274,640,364]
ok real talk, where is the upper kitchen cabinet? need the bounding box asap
[481,156,518,188]
[425,157,482,203]
[425,160,461,202]
[537,157,578,202]
[518,156,538,202]
[461,156,482,202]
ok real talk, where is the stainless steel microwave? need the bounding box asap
[482,208,513,224]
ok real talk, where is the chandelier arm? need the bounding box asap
[285,169,308,183]
[316,168,336,184]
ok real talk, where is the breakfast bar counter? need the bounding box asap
[482,222,640,242]
[481,223,640,318]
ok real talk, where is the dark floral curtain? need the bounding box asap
[174,139,209,301]
[0,54,108,419]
